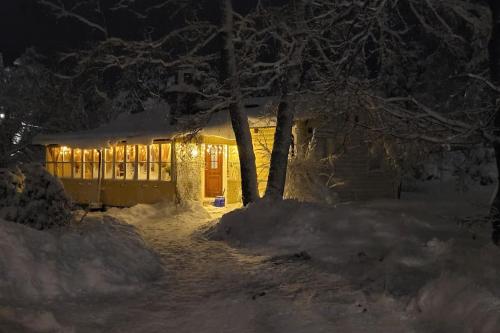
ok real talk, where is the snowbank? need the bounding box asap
[208,198,500,332]
[0,164,72,229]
[0,215,162,302]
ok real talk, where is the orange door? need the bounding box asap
[205,145,223,197]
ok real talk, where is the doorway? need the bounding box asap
[205,144,223,197]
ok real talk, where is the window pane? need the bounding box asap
[73,149,82,178]
[104,147,113,179]
[93,149,100,179]
[46,163,55,176]
[160,143,171,181]
[160,143,171,163]
[56,163,63,177]
[160,162,171,181]
[61,147,71,162]
[138,145,148,180]
[62,162,72,178]
[83,149,93,179]
[149,144,160,181]
[126,145,136,180]
[115,145,125,179]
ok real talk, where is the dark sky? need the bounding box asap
[0,0,272,66]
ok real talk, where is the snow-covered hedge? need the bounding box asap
[0,215,162,302]
[0,164,72,229]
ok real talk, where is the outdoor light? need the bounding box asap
[0,113,5,119]
[190,146,199,158]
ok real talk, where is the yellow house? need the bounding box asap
[33,98,279,206]
[33,97,400,207]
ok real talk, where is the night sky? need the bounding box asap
[0,0,280,66]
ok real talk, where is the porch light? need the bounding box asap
[0,113,5,119]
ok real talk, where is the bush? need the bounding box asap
[0,164,72,230]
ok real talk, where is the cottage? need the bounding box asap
[33,97,400,206]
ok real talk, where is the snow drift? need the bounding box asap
[0,215,162,302]
[208,198,500,332]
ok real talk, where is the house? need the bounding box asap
[33,97,400,207]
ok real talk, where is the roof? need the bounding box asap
[33,97,282,148]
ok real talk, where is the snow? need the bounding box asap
[32,97,281,148]
[2,181,500,332]
[208,184,500,332]
[0,214,162,302]
[0,164,72,229]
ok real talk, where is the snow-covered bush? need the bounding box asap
[285,150,339,204]
[0,215,162,302]
[0,164,72,229]
[402,147,497,192]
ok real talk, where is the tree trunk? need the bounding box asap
[221,0,259,205]
[265,98,294,199]
[489,0,500,243]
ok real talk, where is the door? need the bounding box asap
[205,145,223,197]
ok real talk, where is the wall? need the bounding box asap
[292,118,399,202]
[175,141,203,202]
[250,127,276,196]
[61,179,176,206]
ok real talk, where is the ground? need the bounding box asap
[1,181,499,332]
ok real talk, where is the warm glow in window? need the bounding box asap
[104,147,113,179]
[160,143,172,181]
[115,145,125,179]
[73,149,82,178]
[149,144,160,181]
[83,149,93,179]
[138,145,148,180]
[126,145,136,180]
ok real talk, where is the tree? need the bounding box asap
[220,0,259,204]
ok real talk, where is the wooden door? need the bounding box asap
[205,145,223,197]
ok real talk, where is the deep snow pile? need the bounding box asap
[0,215,162,302]
[208,197,500,332]
[0,164,72,229]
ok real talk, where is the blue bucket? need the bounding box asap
[214,196,225,207]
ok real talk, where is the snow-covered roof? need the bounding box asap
[33,97,281,148]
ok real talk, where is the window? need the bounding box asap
[73,148,82,178]
[138,145,148,180]
[115,145,125,179]
[45,143,172,182]
[61,147,72,178]
[126,145,136,180]
[104,147,114,179]
[160,143,171,181]
[149,144,160,180]
[210,146,218,169]
[83,149,94,179]
[93,150,101,179]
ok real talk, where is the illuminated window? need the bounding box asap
[46,147,59,176]
[73,149,82,178]
[149,144,160,180]
[138,145,148,180]
[115,145,125,179]
[83,149,93,179]
[126,145,136,180]
[61,147,72,178]
[160,143,171,181]
[104,147,114,179]
[92,150,100,179]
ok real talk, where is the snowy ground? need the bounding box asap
[1,181,499,332]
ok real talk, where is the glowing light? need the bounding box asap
[0,113,4,119]
[60,146,70,154]
[190,146,199,158]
